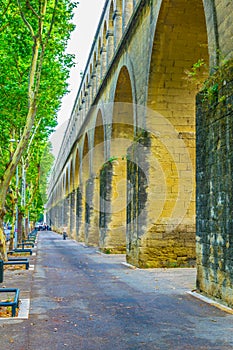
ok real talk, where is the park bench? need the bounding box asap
[7,249,33,256]
[0,288,20,317]
[8,257,28,261]
[27,236,36,242]
[23,239,35,244]
[3,259,29,270]
[28,231,37,238]
[18,242,34,248]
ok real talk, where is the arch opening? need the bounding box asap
[85,111,105,247]
[99,66,135,254]
[142,0,210,268]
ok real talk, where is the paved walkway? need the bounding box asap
[1,231,233,349]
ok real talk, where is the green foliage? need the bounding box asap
[184,58,208,89]
[101,156,119,170]
[108,156,118,163]
[0,0,78,255]
[0,1,77,164]
[201,58,233,104]
[0,1,77,173]
[185,56,233,106]
[185,59,206,79]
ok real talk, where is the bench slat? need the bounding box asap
[4,261,29,269]
[0,288,20,317]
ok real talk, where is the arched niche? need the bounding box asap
[114,0,123,47]
[123,0,133,30]
[92,110,105,176]
[107,1,114,64]
[147,0,209,129]
[74,147,80,189]
[82,134,90,184]
[112,65,135,146]
[140,0,210,268]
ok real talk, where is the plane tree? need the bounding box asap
[0,0,78,259]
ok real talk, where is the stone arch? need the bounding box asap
[81,133,90,185]
[80,90,84,107]
[56,180,61,202]
[202,1,220,67]
[74,147,80,189]
[101,21,108,77]
[75,134,91,243]
[139,0,210,268]
[63,166,70,230]
[92,51,98,97]
[112,65,135,141]
[56,177,64,231]
[123,0,133,30]
[89,63,93,77]
[113,0,123,47]
[70,156,75,192]
[73,145,83,242]
[85,75,88,88]
[85,110,105,247]
[69,155,76,237]
[97,37,101,59]
[99,65,135,254]
[72,146,80,239]
[102,21,107,48]
[65,166,69,197]
[115,0,122,12]
[93,51,97,70]
[107,1,114,65]
[108,1,114,31]
[147,0,209,117]
[89,63,93,102]
[62,173,66,198]
[93,110,105,176]
[96,37,102,84]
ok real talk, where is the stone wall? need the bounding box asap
[196,62,233,306]
[46,1,233,306]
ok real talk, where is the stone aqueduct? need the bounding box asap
[46,0,233,306]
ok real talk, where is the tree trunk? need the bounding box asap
[9,219,16,251]
[18,211,23,244]
[0,210,7,261]
[25,215,29,237]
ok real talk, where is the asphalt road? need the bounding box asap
[1,231,233,349]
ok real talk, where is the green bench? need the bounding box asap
[4,259,29,270]
[0,288,20,317]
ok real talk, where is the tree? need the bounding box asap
[0,0,78,259]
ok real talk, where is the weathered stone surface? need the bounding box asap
[196,63,233,307]
[46,0,233,306]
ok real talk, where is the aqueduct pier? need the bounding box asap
[46,0,233,307]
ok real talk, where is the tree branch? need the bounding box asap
[45,0,58,44]
[1,0,12,17]
[26,0,40,19]
[17,0,35,38]
[35,0,58,95]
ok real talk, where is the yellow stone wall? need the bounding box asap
[47,0,233,270]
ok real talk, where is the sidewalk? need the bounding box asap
[0,231,233,349]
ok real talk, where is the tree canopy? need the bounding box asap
[0,0,78,258]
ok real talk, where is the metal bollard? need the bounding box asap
[0,260,4,283]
